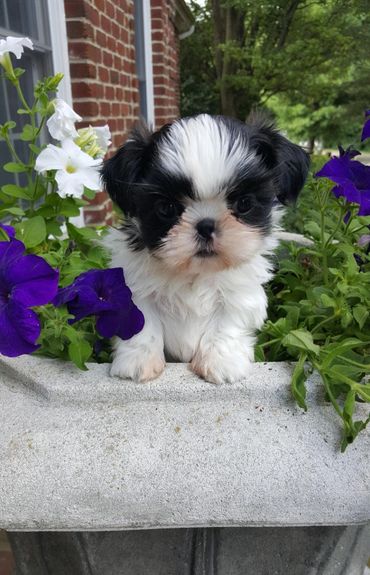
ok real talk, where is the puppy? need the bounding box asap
[101,114,309,384]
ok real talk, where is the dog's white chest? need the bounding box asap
[154,284,220,362]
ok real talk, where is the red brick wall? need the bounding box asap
[151,0,180,128]
[64,0,140,225]
[64,0,182,224]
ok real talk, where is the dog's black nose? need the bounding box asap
[196,218,216,240]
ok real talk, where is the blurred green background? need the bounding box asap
[180,0,370,152]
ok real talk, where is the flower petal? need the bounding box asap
[361,110,370,142]
[7,254,59,306]
[0,36,33,59]
[55,170,85,198]
[0,239,25,265]
[79,167,102,191]
[0,223,15,238]
[35,144,69,172]
[97,303,145,339]
[358,234,370,248]
[68,287,113,322]
[47,99,82,141]
[0,301,40,357]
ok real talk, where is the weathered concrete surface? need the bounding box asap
[0,355,369,531]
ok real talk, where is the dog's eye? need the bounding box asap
[236,196,252,215]
[155,200,178,220]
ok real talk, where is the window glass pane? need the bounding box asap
[0,2,52,189]
[8,1,38,37]
[0,2,5,24]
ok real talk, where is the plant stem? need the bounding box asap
[14,80,32,114]
[4,134,22,164]
[320,207,329,286]
[324,204,347,248]
[311,314,338,334]
[259,337,282,348]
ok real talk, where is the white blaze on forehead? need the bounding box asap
[158,115,255,199]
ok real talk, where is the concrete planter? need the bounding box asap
[1,355,369,574]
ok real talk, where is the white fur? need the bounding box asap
[105,226,278,384]
[159,115,256,199]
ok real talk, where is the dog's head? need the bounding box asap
[101,114,309,274]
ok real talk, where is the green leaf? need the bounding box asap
[13,67,25,79]
[20,124,38,142]
[0,227,9,241]
[3,162,28,173]
[0,206,25,216]
[254,345,265,362]
[320,294,336,308]
[343,390,356,424]
[17,216,47,248]
[321,339,369,369]
[1,184,32,200]
[354,384,370,403]
[341,309,352,329]
[83,188,96,200]
[29,143,42,154]
[68,340,92,370]
[0,121,16,137]
[67,223,100,243]
[59,197,81,217]
[291,353,308,410]
[353,305,369,329]
[304,221,322,240]
[46,221,62,237]
[282,329,320,356]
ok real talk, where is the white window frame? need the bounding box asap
[142,0,154,127]
[47,0,72,106]
[47,0,85,226]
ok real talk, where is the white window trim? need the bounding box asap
[142,0,154,128]
[47,0,73,106]
[47,0,85,226]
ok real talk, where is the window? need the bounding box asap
[1,0,72,185]
[0,0,54,187]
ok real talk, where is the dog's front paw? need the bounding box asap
[191,346,253,384]
[110,352,165,382]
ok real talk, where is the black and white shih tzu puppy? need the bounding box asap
[101,114,309,384]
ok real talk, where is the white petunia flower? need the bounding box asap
[0,36,33,60]
[93,125,112,155]
[35,139,102,198]
[47,99,82,141]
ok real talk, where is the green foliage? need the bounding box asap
[181,0,370,147]
[180,1,219,116]
[0,69,112,370]
[256,172,370,451]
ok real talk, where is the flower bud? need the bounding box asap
[0,52,16,82]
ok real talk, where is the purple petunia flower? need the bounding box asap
[358,234,370,248]
[53,268,144,340]
[361,110,370,142]
[315,146,370,216]
[0,239,59,357]
[0,222,15,238]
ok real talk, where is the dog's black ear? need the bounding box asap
[275,134,310,204]
[100,121,152,216]
[247,113,310,204]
